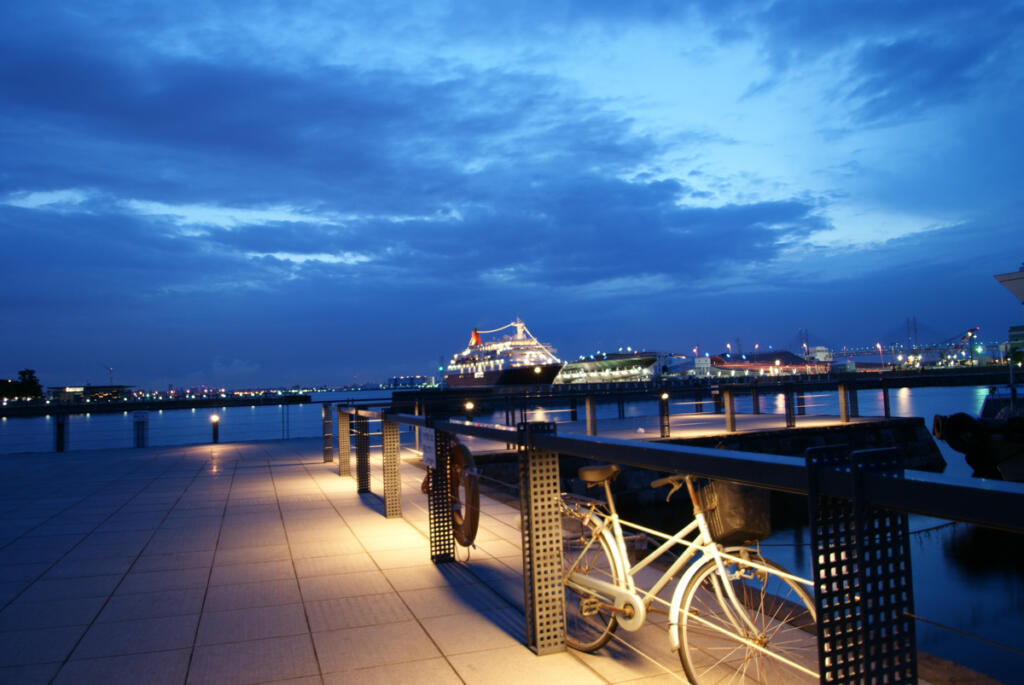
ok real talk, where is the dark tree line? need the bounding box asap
[0,369,43,400]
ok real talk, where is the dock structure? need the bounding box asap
[0,418,1018,682]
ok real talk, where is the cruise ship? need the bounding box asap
[444,319,563,388]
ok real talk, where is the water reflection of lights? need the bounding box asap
[896,386,912,414]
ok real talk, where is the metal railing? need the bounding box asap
[329,402,1024,683]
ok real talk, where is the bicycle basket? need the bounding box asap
[693,478,771,546]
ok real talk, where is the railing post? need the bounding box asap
[882,383,891,418]
[414,401,421,452]
[849,383,860,418]
[132,411,149,448]
[321,403,334,463]
[617,397,625,419]
[569,397,578,422]
[724,388,736,432]
[381,413,402,519]
[517,422,566,655]
[712,386,723,413]
[751,385,760,415]
[355,414,370,493]
[54,413,68,452]
[336,408,351,477]
[659,393,670,438]
[838,383,850,423]
[784,386,796,427]
[695,391,703,413]
[427,427,455,562]
[796,389,806,415]
[805,446,917,684]
[585,396,597,436]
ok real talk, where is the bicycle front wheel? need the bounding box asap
[677,553,817,684]
[561,510,619,652]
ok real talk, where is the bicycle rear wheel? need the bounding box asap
[677,553,817,684]
[561,509,619,652]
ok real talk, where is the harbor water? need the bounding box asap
[1,385,1020,680]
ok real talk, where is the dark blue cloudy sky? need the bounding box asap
[2,1,1023,388]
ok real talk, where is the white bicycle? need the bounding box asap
[560,464,818,684]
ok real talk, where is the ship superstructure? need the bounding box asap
[444,319,562,387]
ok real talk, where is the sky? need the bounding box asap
[2,1,1023,389]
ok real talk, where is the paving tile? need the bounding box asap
[97,586,206,622]
[398,582,510,619]
[314,620,440,674]
[54,648,191,685]
[117,566,210,594]
[448,644,606,685]
[420,608,524,655]
[45,555,136,579]
[213,544,291,566]
[18,574,121,603]
[298,570,392,601]
[0,662,62,684]
[304,592,411,632]
[197,603,308,645]
[292,553,376,578]
[289,538,364,559]
[203,577,301,612]
[133,549,214,572]
[187,634,319,685]
[0,596,105,630]
[382,562,479,592]
[73,613,199,659]
[322,657,462,685]
[210,559,295,586]
[369,547,433,569]
[0,625,85,666]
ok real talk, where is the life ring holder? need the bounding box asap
[450,442,480,547]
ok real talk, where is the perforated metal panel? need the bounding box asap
[428,430,455,562]
[355,415,370,493]
[322,403,334,463]
[517,422,566,655]
[336,409,351,477]
[382,419,402,519]
[806,446,916,684]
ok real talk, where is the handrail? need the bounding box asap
[337,403,1024,533]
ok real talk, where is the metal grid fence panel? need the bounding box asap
[517,422,566,655]
[807,446,916,684]
[428,430,455,562]
[322,403,334,463]
[382,419,402,519]
[336,409,351,477]
[355,415,370,493]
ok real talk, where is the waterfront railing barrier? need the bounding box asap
[329,400,1024,684]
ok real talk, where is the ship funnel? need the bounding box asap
[469,329,482,346]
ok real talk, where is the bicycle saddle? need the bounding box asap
[577,464,621,483]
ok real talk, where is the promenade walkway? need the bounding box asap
[0,431,975,684]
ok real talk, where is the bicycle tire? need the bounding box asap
[561,508,620,652]
[677,552,817,684]
[450,443,479,547]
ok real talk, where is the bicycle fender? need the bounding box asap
[667,546,749,652]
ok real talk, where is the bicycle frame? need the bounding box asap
[563,482,814,651]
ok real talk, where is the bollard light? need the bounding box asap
[211,414,220,443]
[660,392,669,400]
[464,401,475,411]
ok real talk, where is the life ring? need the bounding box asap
[450,442,480,547]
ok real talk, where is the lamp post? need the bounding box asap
[211,414,220,443]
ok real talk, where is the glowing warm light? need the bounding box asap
[464,401,475,411]
[210,414,220,423]
[660,392,669,400]
[533,366,541,374]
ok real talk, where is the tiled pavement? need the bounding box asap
[0,437,699,684]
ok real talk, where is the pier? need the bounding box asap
[0,435,1014,684]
